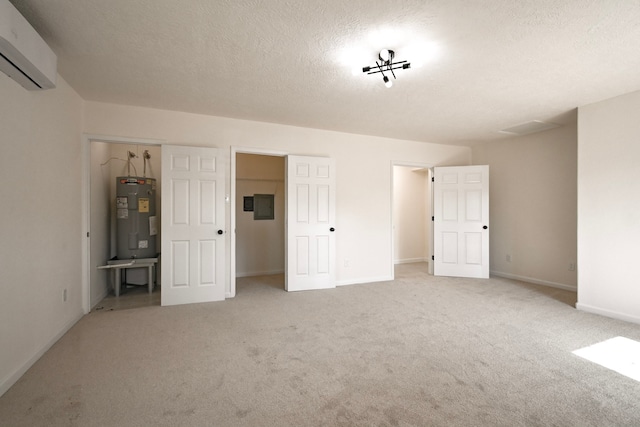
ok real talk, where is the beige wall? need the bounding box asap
[236,154,285,277]
[577,90,640,323]
[472,124,577,290]
[0,74,85,395]
[83,101,471,287]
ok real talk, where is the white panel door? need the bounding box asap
[286,155,336,291]
[433,165,489,278]
[161,145,226,306]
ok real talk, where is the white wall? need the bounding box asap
[393,166,429,264]
[472,124,577,290]
[0,74,84,396]
[236,154,285,277]
[83,101,471,289]
[577,90,640,323]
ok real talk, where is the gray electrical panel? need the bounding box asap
[116,177,157,259]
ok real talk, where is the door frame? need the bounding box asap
[81,134,165,314]
[390,160,434,280]
[230,146,288,298]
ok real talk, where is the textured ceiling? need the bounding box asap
[9,0,640,145]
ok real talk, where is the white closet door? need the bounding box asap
[286,155,336,291]
[161,145,226,306]
[433,165,489,278]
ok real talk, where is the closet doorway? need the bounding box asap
[392,164,433,275]
[233,152,286,294]
[85,137,162,312]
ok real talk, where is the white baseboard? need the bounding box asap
[236,269,284,278]
[576,302,640,325]
[0,311,84,397]
[491,270,577,292]
[394,258,428,265]
[337,275,394,286]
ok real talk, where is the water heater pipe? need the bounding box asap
[127,151,136,176]
[143,150,151,177]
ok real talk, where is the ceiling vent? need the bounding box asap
[0,0,57,90]
[499,120,560,136]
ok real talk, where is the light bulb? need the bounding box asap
[383,76,393,88]
[379,49,390,62]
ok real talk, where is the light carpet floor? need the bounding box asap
[1,263,640,426]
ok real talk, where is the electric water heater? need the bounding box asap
[116,177,157,259]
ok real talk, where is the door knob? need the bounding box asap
[483,225,488,230]
[330,227,335,232]
[217,230,224,235]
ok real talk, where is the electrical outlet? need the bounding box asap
[63,289,67,302]
[569,263,576,271]
[506,254,512,263]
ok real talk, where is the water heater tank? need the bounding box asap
[116,177,157,259]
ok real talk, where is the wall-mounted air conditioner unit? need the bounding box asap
[0,0,57,90]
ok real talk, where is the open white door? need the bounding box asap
[286,155,336,291]
[433,165,489,278]
[161,145,226,306]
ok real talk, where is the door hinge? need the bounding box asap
[87,232,90,238]
[432,255,434,261]
[432,216,434,221]
[431,177,434,182]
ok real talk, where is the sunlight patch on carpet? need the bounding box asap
[573,336,640,382]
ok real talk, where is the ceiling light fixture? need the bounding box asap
[362,49,411,88]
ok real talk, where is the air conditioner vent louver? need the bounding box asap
[0,0,57,90]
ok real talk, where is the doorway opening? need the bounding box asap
[233,152,286,295]
[391,164,433,278]
[85,137,162,312]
